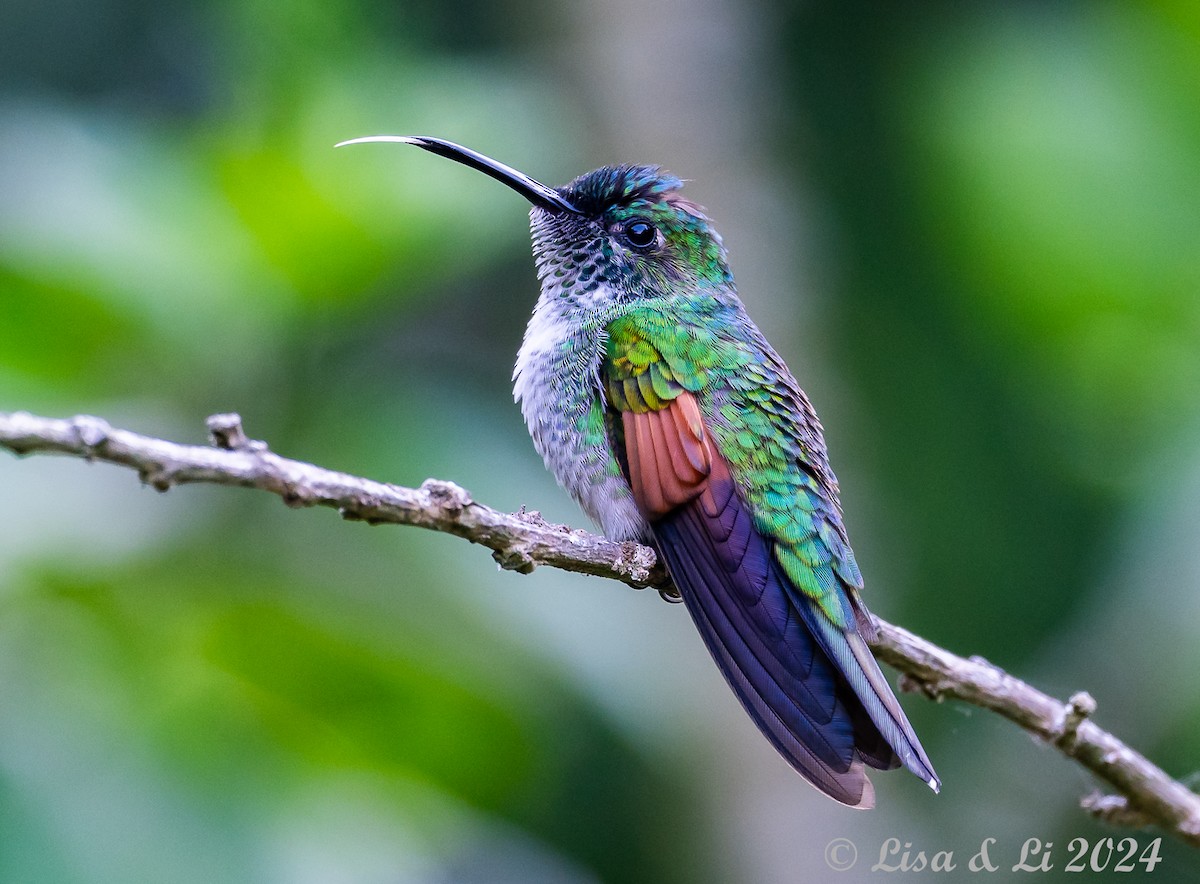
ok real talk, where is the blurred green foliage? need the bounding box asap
[2,0,1199,881]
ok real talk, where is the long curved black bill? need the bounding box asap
[335,135,582,215]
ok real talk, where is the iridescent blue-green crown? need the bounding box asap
[560,165,684,215]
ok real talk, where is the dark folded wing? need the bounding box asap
[655,451,881,806]
[616,393,886,806]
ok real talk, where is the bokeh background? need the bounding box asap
[2,0,1199,881]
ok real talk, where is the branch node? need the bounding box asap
[421,478,472,512]
[1056,691,1098,751]
[280,484,315,508]
[206,413,267,452]
[339,496,388,524]
[71,415,111,456]
[898,672,948,701]
[1103,747,1130,766]
[139,465,176,492]
[493,546,537,574]
[514,506,550,528]
[1081,791,1154,829]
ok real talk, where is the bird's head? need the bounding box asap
[337,136,733,313]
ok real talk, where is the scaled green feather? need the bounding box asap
[601,296,860,628]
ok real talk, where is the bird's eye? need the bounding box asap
[623,220,657,250]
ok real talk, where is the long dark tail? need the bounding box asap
[653,463,937,806]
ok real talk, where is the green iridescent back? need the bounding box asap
[600,295,864,628]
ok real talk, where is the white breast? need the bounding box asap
[512,299,648,541]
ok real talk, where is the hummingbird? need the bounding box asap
[337,134,939,807]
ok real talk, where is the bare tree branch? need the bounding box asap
[2,409,1198,846]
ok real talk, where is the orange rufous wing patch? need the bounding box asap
[620,391,713,520]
